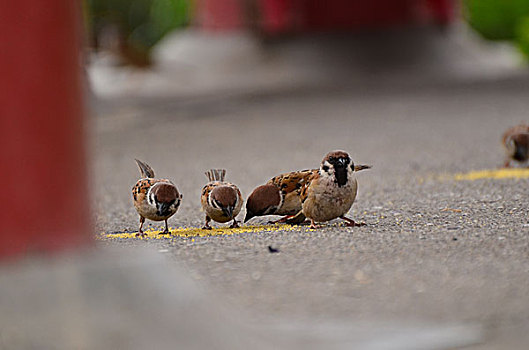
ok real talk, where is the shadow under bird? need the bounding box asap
[502,124,529,168]
[201,169,243,229]
[131,159,182,237]
[288,150,371,229]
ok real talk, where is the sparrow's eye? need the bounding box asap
[322,165,330,172]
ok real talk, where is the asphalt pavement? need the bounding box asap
[90,28,529,349]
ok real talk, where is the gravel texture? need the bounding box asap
[93,79,529,348]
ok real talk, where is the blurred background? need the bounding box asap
[85,0,529,65]
[85,0,529,98]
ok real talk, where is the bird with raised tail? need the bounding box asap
[502,124,529,168]
[289,150,370,229]
[132,159,183,237]
[201,169,243,229]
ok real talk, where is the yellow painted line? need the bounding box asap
[453,168,529,181]
[98,224,302,240]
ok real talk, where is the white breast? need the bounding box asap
[303,176,357,222]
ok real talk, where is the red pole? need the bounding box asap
[0,0,92,259]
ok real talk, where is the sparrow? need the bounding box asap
[245,164,370,225]
[131,159,182,237]
[290,150,370,229]
[502,124,529,167]
[201,169,243,229]
[245,169,316,224]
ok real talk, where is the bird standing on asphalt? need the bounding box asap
[201,169,243,229]
[290,150,370,229]
[132,159,183,237]
[245,163,370,225]
[502,124,529,167]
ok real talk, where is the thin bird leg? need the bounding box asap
[136,216,146,237]
[202,215,212,230]
[309,219,318,229]
[160,219,171,235]
[230,219,239,228]
[340,216,366,227]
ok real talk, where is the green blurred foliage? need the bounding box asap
[464,0,529,61]
[464,0,529,40]
[517,17,529,58]
[87,0,190,66]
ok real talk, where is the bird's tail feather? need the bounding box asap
[135,159,155,178]
[354,164,372,172]
[205,169,226,182]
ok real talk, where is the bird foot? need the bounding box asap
[159,230,171,235]
[230,221,240,228]
[202,225,212,230]
[135,232,147,237]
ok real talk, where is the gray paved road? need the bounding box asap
[93,78,529,348]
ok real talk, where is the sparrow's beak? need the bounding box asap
[223,206,234,219]
[337,158,346,167]
[244,210,255,223]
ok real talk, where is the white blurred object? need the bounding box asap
[87,25,526,100]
